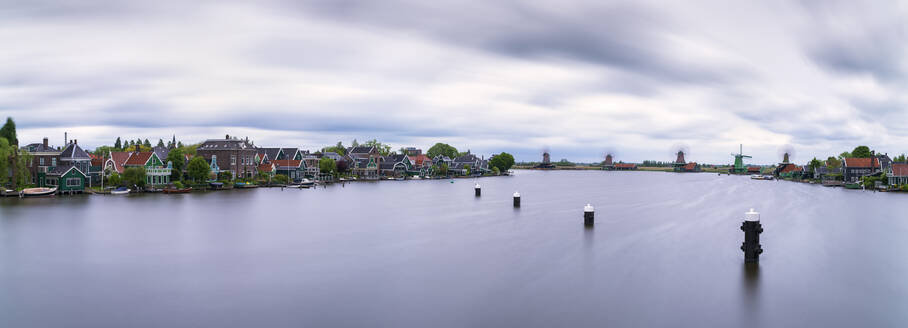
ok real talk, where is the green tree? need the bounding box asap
[0,137,29,188]
[122,167,147,188]
[0,117,17,145]
[438,163,448,176]
[114,137,122,150]
[427,143,458,159]
[187,156,210,182]
[319,157,336,174]
[464,164,471,176]
[851,146,872,158]
[165,148,185,181]
[363,139,391,156]
[894,154,907,163]
[490,152,515,172]
[838,151,851,160]
[322,141,346,155]
[143,139,151,148]
[807,157,822,171]
[217,171,233,181]
[156,139,165,148]
[272,174,290,184]
[351,139,359,147]
[826,157,842,169]
[108,173,122,187]
[492,166,500,175]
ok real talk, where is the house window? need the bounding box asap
[52,158,57,167]
[66,178,81,187]
[231,155,236,166]
[40,157,45,166]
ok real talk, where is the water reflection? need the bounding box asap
[740,262,761,327]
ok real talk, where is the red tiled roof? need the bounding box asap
[257,163,274,172]
[109,151,132,173]
[615,163,637,169]
[682,162,697,170]
[272,159,302,167]
[747,166,761,172]
[844,157,879,168]
[891,163,908,177]
[779,164,802,173]
[125,152,153,166]
[408,154,431,167]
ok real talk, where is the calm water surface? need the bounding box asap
[1,170,907,327]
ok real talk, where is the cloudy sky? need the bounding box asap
[2,0,907,163]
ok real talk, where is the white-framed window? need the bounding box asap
[231,155,236,166]
[52,158,56,167]
[66,178,81,187]
[40,157,45,165]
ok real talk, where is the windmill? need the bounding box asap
[731,144,752,174]
[534,147,555,169]
[670,144,693,172]
[602,150,616,170]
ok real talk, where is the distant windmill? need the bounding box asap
[670,144,690,164]
[731,144,752,174]
[601,150,616,170]
[778,145,796,164]
[534,147,555,169]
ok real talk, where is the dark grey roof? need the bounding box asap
[349,146,375,155]
[23,143,59,153]
[153,146,169,162]
[199,139,254,150]
[59,143,91,161]
[453,154,478,163]
[379,163,395,170]
[48,164,86,176]
[260,148,281,161]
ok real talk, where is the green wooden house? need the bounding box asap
[46,165,87,193]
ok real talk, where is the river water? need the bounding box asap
[1,170,907,327]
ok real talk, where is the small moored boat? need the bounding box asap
[298,179,315,187]
[163,187,192,194]
[209,182,224,190]
[110,187,131,195]
[1,189,19,197]
[21,187,57,197]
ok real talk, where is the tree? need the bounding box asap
[490,152,515,172]
[165,148,185,181]
[0,137,29,188]
[464,164,471,176]
[322,141,346,155]
[894,154,907,163]
[217,171,233,181]
[177,141,184,148]
[838,151,852,160]
[143,139,151,148]
[363,139,391,156]
[438,163,448,176]
[0,117,17,145]
[122,167,147,188]
[492,166,500,175]
[336,159,349,173]
[826,157,842,169]
[427,143,458,159]
[808,157,823,172]
[108,173,122,187]
[114,137,122,150]
[187,156,210,182]
[319,157,336,174]
[272,174,290,184]
[851,146,872,158]
[351,139,359,147]
[156,139,165,148]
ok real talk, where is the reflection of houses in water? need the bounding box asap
[535,152,555,169]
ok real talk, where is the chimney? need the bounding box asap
[74,139,77,145]
[43,137,48,148]
[226,134,230,140]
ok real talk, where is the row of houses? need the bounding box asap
[777,153,908,186]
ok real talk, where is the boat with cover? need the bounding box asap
[1,189,19,197]
[298,179,315,187]
[110,187,131,195]
[21,187,57,197]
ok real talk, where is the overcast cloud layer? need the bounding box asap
[2,0,907,163]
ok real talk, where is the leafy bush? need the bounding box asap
[173,181,184,189]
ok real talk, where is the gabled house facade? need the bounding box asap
[123,151,172,187]
[352,157,379,180]
[843,157,880,182]
[888,163,908,186]
[45,164,87,193]
[196,135,257,179]
[273,159,306,182]
[22,137,61,185]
